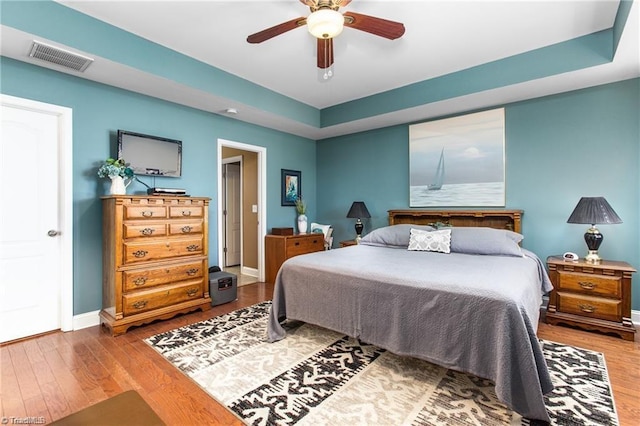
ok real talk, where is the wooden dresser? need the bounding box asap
[100,195,212,336]
[546,256,636,340]
[265,233,324,283]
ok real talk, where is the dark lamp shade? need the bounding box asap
[346,201,371,219]
[567,197,622,225]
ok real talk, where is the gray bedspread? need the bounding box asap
[267,245,554,422]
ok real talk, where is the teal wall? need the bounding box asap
[317,78,640,310]
[2,58,638,314]
[0,57,316,315]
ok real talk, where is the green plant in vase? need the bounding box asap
[295,198,308,234]
[97,158,134,195]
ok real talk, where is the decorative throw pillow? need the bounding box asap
[408,228,451,253]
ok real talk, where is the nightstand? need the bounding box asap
[265,233,324,283]
[546,256,636,340]
[339,240,358,248]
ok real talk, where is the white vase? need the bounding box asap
[110,176,129,195]
[297,214,308,234]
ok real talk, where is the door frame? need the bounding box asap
[217,139,266,282]
[222,156,243,268]
[1,94,74,332]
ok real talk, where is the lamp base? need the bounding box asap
[583,225,603,264]
[584,250,601,264]
[354,219,363,244]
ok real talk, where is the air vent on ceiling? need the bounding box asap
[28,41,94,72]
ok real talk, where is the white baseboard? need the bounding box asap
[73,310,100,330]
[241,266,259,277]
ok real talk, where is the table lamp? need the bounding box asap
[346,201,371,243]
[567,197,622,263]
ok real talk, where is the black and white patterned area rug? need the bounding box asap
[145,302,618,426]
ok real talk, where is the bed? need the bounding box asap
[267,209,554,422]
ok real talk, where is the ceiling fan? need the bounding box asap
[247,0,405,72]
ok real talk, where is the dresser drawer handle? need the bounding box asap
[140,228,155,236]
[141,211,154,218]
[313,239,319,244]
[133,277,147,286]
[132,250,148,258]
[181,226,192,233]
[133,300,148,310]
[186,288,198,297]
[294,242,300,246]
[578,304,596,313]
[182,210,192,216]
[186,245,199,252]
[578,281,596,290]
[186,268,199,276]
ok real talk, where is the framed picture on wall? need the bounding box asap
[281,169,302,206]
[409,108,506,207]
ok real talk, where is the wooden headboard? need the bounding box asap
[388,209,523,234]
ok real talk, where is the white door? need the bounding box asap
[224,162,241,267]
[0,99,67,342]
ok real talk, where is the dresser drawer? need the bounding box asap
[557,271,621,298]
[123,280,203,316]
[123,237,204,264]
[169,205,203,219]
[286,236,324,257]
[122,260,205,291]
[168,221,203,236]
[123,222,168,239]
[557,292,622,322]
[124,205,167,220]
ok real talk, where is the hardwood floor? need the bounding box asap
[1,281,638,425]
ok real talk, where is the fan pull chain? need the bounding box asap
[323,38,333,80]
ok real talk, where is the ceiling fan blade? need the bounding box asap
[247,17,306,44]
[317,38,334,69]
[343,12,405,40]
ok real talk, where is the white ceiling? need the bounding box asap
[3,1,639,139]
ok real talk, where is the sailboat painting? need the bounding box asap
[409,108,505,207]
[427,148,445,190]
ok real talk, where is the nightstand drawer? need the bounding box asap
[557,271,621,298]
[286,236,323,256]
[557,293,622,322]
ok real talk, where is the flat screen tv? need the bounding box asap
[117,130,182,177]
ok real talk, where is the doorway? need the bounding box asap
[0,94,73,342]
[222,158,241,267]
[217,139,266,283]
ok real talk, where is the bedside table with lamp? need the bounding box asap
[546,197,636,340]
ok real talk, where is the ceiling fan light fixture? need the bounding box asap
[307,9,344,39]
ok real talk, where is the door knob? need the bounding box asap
[47,230,60,237]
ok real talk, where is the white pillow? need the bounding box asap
[408,228,451,253]
[310,222,331,237]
